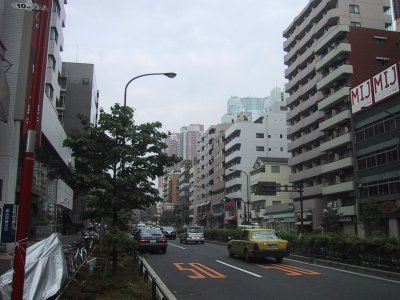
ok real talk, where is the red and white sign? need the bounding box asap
[373,63,399,103]
[351,79,373,114]
[351,63,400,114]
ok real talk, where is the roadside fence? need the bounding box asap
[133,250,177,300]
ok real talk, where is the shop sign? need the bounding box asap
[377,201,398,214]
[1,204,17,242]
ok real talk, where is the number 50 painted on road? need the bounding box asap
[174,262,226,279]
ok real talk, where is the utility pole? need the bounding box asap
[11,1,52,299]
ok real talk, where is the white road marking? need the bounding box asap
[216,260,262,278]
[168,243,186,250]
[285,258,400,284]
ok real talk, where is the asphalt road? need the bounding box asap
[145,240,400,300]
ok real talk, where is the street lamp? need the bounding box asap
[123,72,176,106]
[228,168,251,224]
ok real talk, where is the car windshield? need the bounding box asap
[251,231,279,240]
[188,227,203,233]
[162,226,174,231]
[140,228,163,237]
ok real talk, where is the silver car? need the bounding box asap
[180,226,205,244]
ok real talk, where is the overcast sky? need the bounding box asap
[61,0,309,132]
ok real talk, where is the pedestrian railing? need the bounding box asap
[133,250,177,300]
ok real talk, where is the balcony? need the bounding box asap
[320,132,351,152]
[225,177,243,189]
[285,8,340,66]
[283,0,326,50]
[322,180,354,195]
[289,165,322,182]
[318,87,350,111]
[319,109,351,131]
[315,43,351,71]
[288,111,324,136]
[288,147,322,167]
[225,151,242,165]
[288,130,324,152]
[321,156,353,174]
[314,25,350,54]
[317,64,353,91]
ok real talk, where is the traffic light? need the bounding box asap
[222,197,230,203]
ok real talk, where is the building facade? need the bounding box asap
[284,0,396,234]
[59,62,99,133]
[352,63,400,238]
[0,0,73,245]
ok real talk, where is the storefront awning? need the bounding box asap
[224,215,237,221]
[295,221,312,225]
[263,212,294,220]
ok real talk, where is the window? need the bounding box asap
[351,22,361,27]
[82,78,90,85]
[47,55,56,71]
[45,83,54,100]
[268,134,271,138]
[256,146,264,151]
[383,6,392,16]
[374,36,387,45]
[50,27,58,43]
[256,133,264,138]
[271,166,280,173]
[280,134,283,138]
[280,147,284,151]
[52,0,61,17]
[376,57,389,67]
[349,4,360,14]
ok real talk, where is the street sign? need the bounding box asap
[11,2,47,11]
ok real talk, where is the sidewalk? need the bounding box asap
[0,233,82,276]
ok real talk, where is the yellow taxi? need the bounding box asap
[227,228,290,263]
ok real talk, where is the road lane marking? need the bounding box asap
[174,263,206,279]
[189,263,226,279]
[216,260,262,278]
[169,243,186,250]
[285,258,400,284]
[257,263,321,276]
[173,263,225,279]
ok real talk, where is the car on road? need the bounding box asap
[180,226,205,244]
[134,227,168,253]
[227,229,290,263]
[160,226,176,240]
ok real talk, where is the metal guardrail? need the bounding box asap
[133,250,177,300]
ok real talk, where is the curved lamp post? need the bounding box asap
[228,168,251,224]
[123,72,176,106]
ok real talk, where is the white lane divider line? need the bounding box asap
[169,243,186,250]
[216,260,262,278]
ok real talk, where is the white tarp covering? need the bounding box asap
[0,233,67,300]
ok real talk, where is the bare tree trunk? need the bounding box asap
[111,207,118,274]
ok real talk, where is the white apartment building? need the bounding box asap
[284,0,394,233]
[224,111,290,224]
[0,1,72,245]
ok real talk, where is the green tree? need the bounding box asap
[64,104,180,273]
[320,207,342,233]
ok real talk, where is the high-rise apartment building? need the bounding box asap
[164,132,180,157]
[222,96,268,123]
[0,0,73,244]
[284,0,397,234]
[180,124,204,160]
[59,62,99,133]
